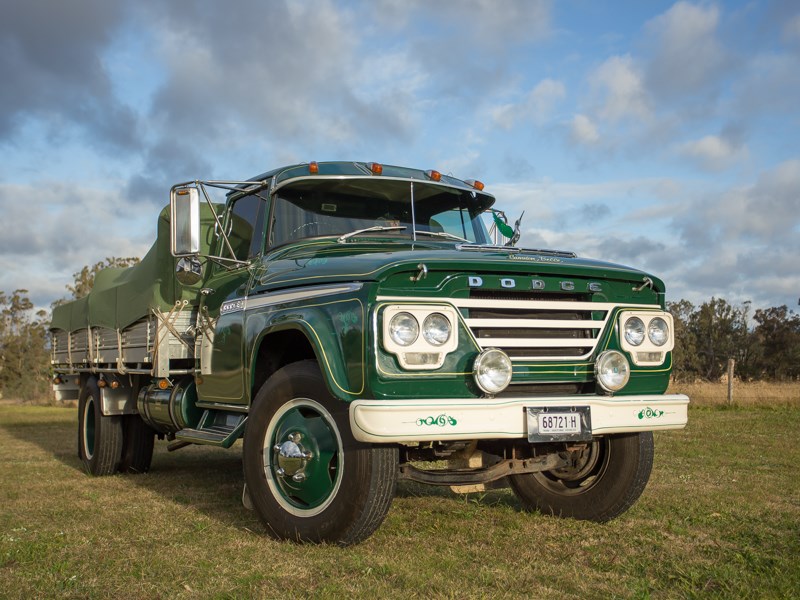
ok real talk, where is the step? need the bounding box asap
[175,410,247,448]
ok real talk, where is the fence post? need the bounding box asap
[727,358,735,406]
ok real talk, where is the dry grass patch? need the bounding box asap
[669,380,800,407]
[1,403,798,598]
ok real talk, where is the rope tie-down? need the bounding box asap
[149,300,192,375]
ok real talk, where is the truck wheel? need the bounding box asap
[78,377,123,476]
[243,360,397,546]
[509,432,654,522]
[118,415,155,474]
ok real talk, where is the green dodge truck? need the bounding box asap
[51,161,689,545]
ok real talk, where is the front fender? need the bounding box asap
[246,296,366,401]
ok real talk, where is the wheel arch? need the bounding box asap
[249,320,364,405]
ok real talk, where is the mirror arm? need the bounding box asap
[198,182,240,261]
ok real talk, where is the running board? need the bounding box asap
[174,410,247,448]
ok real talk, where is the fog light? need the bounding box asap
[473,348,512,395]
[595,350,630,393]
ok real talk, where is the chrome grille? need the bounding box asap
[452,296,613,361]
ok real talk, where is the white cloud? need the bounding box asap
[491,79,566,129]
[370,0,552,43]
[679,134,748,171]
[570,114,600,145]
[733,53,800,116]
[643,1,729,97]
[589,55,650,122]
[0,182,153,307]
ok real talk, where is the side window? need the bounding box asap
[228,194,268,261]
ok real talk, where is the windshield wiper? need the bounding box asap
[415,230,469,242]
[337,225,406,243]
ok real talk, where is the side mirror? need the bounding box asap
[175,257,203,286]
[170,187,200,256]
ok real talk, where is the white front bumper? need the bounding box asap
[349,394,690,443]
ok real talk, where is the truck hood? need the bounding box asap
[251,239,664,295]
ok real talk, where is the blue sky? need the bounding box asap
[1,0,799,311]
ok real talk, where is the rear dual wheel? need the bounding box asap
[243,360,397,546]
[78,377,123,476]
[78,377,155,475]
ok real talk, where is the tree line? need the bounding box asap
[668,298,800,382]
[1,258,138,401]
[1,262,798,400]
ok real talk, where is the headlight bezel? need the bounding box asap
[381,304,459,370]
[618,311,675,366]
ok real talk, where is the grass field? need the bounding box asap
[1,385,799,598]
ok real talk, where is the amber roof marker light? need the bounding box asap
[465,179,485,191]
[425,169,442,182]
[367,162,383,175]
[308,161,319,174]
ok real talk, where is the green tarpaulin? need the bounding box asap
[51,203,220,332]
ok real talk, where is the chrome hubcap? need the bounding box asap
[274,432,313,483]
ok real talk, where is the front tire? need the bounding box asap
[243,360,397,545]
[78,377,123,476]
[510,432,654,522]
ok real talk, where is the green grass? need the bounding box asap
[1,403,798,599]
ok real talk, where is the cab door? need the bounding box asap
[196,191,269,405]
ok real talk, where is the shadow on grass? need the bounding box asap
[395,477,522,511]
[0,416,254,530]
[1,412,526,529]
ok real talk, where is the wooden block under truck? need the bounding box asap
[50,161,689,545]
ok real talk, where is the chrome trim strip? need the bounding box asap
[464,318,601,329]
[221,283,364,315]
[271,173,494,197]
[375,296,655,311]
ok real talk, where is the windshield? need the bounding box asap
[269,178,493,247]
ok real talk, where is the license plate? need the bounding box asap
[539,412,581,434]
[526,407,592,442]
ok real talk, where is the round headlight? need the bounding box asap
[648,317,669,347]
[473,348,512,395]
[389,312,419,346]
[422,313,451,346]
[595,350,630,393]
[624,317,645,346]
